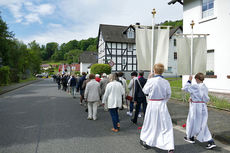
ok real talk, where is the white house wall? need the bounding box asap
[80,62,91,74]
[164,28,183,77]
[98,32,105,64]
[183,0,230,93]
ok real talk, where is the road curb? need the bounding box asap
[171,117,230,145]
[0,79,42,95]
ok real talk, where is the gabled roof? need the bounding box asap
[169,26,183,39]
[168,0,183,5]
[98,24,135,43]
[79,51,98,63]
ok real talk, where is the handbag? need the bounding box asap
[126,78,135,101]
[126,95,133,101]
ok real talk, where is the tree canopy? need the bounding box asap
[161,19,183,28]
[0,15,42,84]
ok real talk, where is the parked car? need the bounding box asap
[36,73,48,78]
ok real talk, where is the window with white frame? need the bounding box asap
[128,44,132,51]
[168,67,172,72]
[122,58,126,65]
[174,39,176,46]
[127,28,134,38]
[206,49,214,72]
[133,65,136,71]
[128,65,132,71]
[202,0,214,18]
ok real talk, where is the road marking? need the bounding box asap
[173,125,230,151]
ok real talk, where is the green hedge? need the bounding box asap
[90,64,111,75]
[0,66,10,85]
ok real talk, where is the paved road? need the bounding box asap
[0,79,229,153]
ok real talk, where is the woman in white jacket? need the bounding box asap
[102,73,125,132]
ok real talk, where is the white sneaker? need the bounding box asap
[206,141,216,149]
[138,114,142,118]
[126,112,132,116]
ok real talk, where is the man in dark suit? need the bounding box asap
[131,70,147,124]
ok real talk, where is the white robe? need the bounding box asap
[182,82,212,142]
[140,77,174,150]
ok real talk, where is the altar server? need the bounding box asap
[182,73,216,149]
[140,63,174,153]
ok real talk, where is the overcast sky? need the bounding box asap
[0,0,183,45]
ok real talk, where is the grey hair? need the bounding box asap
[109,73,117,82]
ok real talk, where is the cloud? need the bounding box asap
[48,23,63,28]
[3,0,183,45]
[36,4,55,15]
[25,3,55,16]
[24,13,41,24]
[0,1,55,24]
[23,23,97,45]
[7,3,23,23]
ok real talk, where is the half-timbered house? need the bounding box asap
[97,24,137,76]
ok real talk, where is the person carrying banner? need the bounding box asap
[140,63,174,153]
[182,73,216,149]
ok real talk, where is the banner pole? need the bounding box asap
[190,20,195,75]
[151,9,156,73]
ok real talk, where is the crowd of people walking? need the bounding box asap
[52,63,216,153]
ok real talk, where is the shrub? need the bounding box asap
[9,68,20,83]
[90,64,111,75]
[0,66,10,85]
[75,71,80,76]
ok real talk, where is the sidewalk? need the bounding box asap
[209,92,230,103]
[168,99,230,145]
[0,79,42,95]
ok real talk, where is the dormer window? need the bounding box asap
[127,28,134,38]
[202,0,214,18]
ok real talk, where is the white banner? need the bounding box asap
[177,36,207,75]
[136,27,169,71]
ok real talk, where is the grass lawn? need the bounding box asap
[167,78,230,111]
[19,77,37,83]
[0,77,37,88]
[42,61,66,65]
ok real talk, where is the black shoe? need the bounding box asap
[206,141,216,149]
[131,119,137,124]
[168,150,174,153]
[184,136,195,144]
[140,140,149,150]
[85,108,88,112]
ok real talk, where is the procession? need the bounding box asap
[53,63,216,153]
[1,0,230,153]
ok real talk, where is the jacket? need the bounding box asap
[102,80,125,109]
[70,77,77,87]
[128,77,137,97]
[100,77,109,96]
[134,76,147,101]
[84,79,101,102]
[77,75,86,90]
